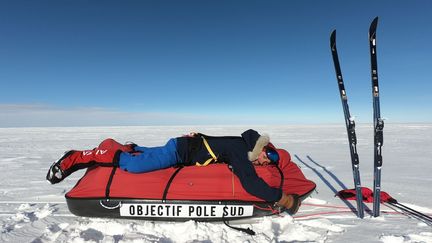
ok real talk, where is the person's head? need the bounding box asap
[253,146,280,166]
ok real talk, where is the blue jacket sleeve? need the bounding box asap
[229,152,282,202]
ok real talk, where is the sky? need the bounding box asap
[0,0,431,127]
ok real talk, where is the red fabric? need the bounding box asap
[66,149,316,202]
[59,149,118,171]
[97,138,135,152]
[337,187,395,203]
[60,139,135,171]
[379,191,395,203]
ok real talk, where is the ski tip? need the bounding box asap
[330,30,336,46]
[369,16,379,33]
[331,29,336,38]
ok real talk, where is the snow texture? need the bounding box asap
[1,124,431,242]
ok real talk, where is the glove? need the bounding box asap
[277,193,301,215]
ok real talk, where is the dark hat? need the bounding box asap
[241,129,270,161]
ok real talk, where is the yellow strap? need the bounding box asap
[195,158,214,167]
[195,137,218,166]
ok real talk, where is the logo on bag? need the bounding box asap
[83,150,108,156]
[120,203,254,218]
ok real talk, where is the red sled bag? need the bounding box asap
[65,149,316,221]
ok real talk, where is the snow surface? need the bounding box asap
[1,124,431,243]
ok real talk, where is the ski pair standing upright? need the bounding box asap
[330,17,384,218]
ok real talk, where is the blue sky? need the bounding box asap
[1,0,431,127]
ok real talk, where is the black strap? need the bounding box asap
[223,220,255,235]
[270,165,285,213]
[162,166,184,201]
[103,150,127,199]
[222,213,256,235]
[105,166,118,199]
[275,164,285,191]
[221,160,284,235]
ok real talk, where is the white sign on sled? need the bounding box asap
[120,203,254,218]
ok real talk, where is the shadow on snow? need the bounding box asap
[294,154,373,217]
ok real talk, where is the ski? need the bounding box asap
[330,30,364,218]
[369,16,384,217]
